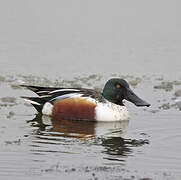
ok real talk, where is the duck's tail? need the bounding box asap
[21,85,54,113]
[21,96,46,113]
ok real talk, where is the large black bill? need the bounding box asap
[125,88,150,107]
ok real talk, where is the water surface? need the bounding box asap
[0,75,181,180]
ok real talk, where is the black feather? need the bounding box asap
[21,85,60,95]
[21,96,49,113]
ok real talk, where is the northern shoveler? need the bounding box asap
[21,78,150,121]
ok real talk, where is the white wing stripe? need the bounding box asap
[49,89,80,94]
[37,91,50,93]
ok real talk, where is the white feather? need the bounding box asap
[95,100,129,121]
[49,89,80,94]
[23,98,40,105]
[42,102,53,115]
[37,90,49,93]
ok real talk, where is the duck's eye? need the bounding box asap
[116,84,121,89]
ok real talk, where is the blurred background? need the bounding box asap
[0,0,181,79]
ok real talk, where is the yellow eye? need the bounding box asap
[116,84,121,89]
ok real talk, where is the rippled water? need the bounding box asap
[0,75,181,180]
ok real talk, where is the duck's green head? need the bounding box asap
[103,78,150,107]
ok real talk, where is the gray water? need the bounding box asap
[0,1,181,180]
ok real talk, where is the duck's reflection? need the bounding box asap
[28,114,149,158]
[28,114,129,139]
[49,116,96,138]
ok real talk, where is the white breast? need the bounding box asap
[95,100,129,122]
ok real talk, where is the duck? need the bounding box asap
[21,78,150,121]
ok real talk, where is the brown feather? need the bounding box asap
[52,98,97,121]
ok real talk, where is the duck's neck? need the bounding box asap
[102,93,124,106]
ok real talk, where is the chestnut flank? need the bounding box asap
[52,98,97,121]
